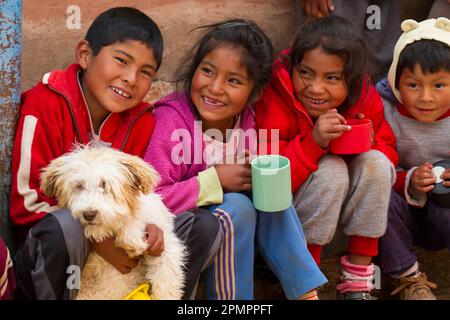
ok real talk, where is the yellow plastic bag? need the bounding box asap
[123,283,155,300]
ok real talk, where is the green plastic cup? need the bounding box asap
[251,155,292,212]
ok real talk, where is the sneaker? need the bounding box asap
[336,255,378,300]
[390,273,437,300]
[337,291,377,300]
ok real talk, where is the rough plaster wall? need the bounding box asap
[22,0,297,90]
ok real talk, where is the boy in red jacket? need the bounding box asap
[11,7,221,300]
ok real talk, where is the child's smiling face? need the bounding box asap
[190,45,254,134]
[292,47,348,119]
[398,65,450,123]
[78,39,157,120]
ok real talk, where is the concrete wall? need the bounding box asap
[22,0,297,90]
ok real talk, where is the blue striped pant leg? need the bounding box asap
[203,192,257,300]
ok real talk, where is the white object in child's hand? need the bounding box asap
[432,166,445,184]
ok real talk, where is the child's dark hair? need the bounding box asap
[290,15,369,113]
[395,39,450,88]
[176,18,274,104]
[85,7,164,70]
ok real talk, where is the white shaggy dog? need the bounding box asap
[40,145,186,300]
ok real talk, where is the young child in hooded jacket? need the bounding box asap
[376,17,450,300]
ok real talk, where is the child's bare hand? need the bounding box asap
[442,168,450,187]
[215,150,252,192]
[92,238,139,274]
[408,162,436,197]
[143,224,164,257]
[312,109,351,149]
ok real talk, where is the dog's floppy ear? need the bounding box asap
[40,157,66,199]
[119,155,160,195]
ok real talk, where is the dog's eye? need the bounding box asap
[75,183,84,191]
[99,180,106,189]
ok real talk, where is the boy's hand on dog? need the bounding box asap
[408,162,436,197]
[92,238,139,274]
[215,150,252,192]
[143,224,164,257]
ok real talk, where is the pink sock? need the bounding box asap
[336,255,375,293]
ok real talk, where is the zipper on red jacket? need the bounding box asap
[46,86,83,143]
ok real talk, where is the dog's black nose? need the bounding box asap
[82,210,98,222]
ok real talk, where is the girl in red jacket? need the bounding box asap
[255,15,398,300]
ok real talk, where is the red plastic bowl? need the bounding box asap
[330,119,372,155]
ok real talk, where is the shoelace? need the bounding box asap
[390,273,437,296]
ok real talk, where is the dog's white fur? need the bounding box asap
[40,145,186,300]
